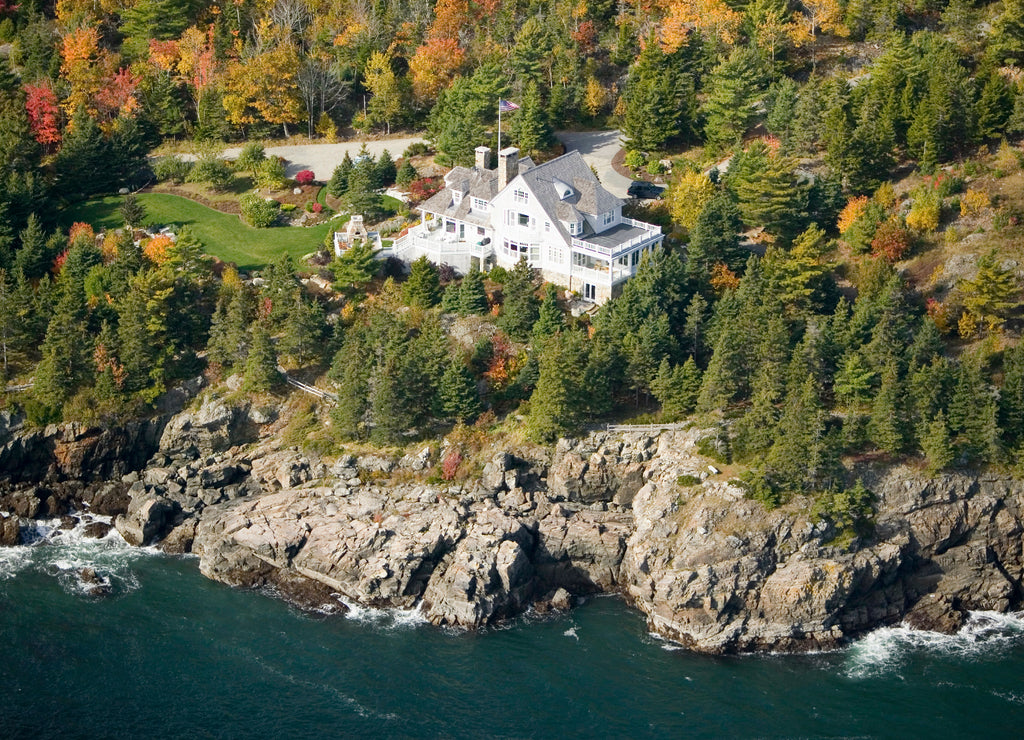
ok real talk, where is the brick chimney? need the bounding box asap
[475,145,491,171]
[498,147,519,191]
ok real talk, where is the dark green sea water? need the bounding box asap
[2,521,1023,739]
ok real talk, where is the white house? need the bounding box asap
[387,146,663,304]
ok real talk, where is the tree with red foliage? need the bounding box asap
[870,218,912,263]
[24,83,61,148]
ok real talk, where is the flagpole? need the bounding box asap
[497,99,502,153]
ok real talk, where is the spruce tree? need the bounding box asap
[441,282,461,313]
[702,46,767,150]
[329,328,372,439]
[498,258,539,340]
[512,81,554,156]
[868,361,906,454]
[332,239,379,293]
[1000,345,1024,447]
[652,356,702,422]
[14,214,50,280]
[438,359,481,423]
[458,268,488,315]
[119,193,146,229]
[732,365,782,461]
[527,330,587,442]
[532,284,566,342]
[687,190,743,281]
[920,411,954,474]
[32,278,93,412]
[403,256,442,308]
[242,322,280,393]
[328,152,354,197]
[279,296,327,367]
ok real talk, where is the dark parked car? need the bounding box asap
[627,181,664,199]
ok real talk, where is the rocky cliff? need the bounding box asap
[2,394,1022,653]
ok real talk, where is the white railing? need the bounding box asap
[571,223,662,258]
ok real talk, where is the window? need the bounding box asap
[602,212,614,226]
[472,198,488,212]
[445,220,456,233]
[452,191,462,205]
[584,283,596,301]
[514,189,529,204]
[477,227,486,236]
[548,246,564,264]
[529,245,540,263]
[518,213,530,227]
[631,251,640,266]
[544,221,551,232]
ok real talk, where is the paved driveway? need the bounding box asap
[556,130,632,198]
[186,136,427,181]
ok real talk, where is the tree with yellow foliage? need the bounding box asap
[364,51,402,135]
[667,170,715,230]
[659,0,742,54]
[222,22,302,137]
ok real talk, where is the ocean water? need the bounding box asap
[2,521,1023,739]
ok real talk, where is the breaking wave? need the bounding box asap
[845,611,1024,679]
[0,511,158,597]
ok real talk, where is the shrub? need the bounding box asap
[316,112,337,140]
[236,142,266,174]
[186,154,234,191]
[312,202,323,214]
[281,203,297,212]
[906,187,940,232]
[647,157,665,175]
[624,150,645,171]
[403,142,429,157]
[488,265,509,284]
[295,169,315,185]
[837,195,870,234]
[396,160,418,187]
[408,177,442,203]
[676,474,702,487]
[870,217,912,262]
[239,193,280,228]
[960,188,991,217]
[154,155,193,184]
[441,447,462,480]
[254,156,287,189]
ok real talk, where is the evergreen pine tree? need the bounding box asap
[702,46,767,150]
[332,239,379,293]
[375,149,397,187]
[14,214,50,280]
[652,356,702,421]
[32,278,93,412]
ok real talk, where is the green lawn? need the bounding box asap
[60,193,334,271]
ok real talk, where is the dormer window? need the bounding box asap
[472,198,488,212]
[602,211,614,226]
[452,190,463,205]
[553,178,574,200]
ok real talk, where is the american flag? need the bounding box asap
[498,99,520,112]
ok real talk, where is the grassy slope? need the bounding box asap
[61,194,334,271]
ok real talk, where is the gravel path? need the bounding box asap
[177,135,427,181]
[555,130,633,198]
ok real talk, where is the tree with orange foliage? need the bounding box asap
[409,37,466,104]
[659,0,742,53]
[709,262,740,292]
[143,234,174,265]
[60,25,104,117]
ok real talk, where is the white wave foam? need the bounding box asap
[0,512,157,597]
[845,611,1024,679]
[564,626,578,640]
[333,594,429,629]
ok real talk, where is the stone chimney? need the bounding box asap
[475,145,491,171]
[498,147,519,191]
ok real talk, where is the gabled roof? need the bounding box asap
[418,165,500,225]
[518,150,621,221]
